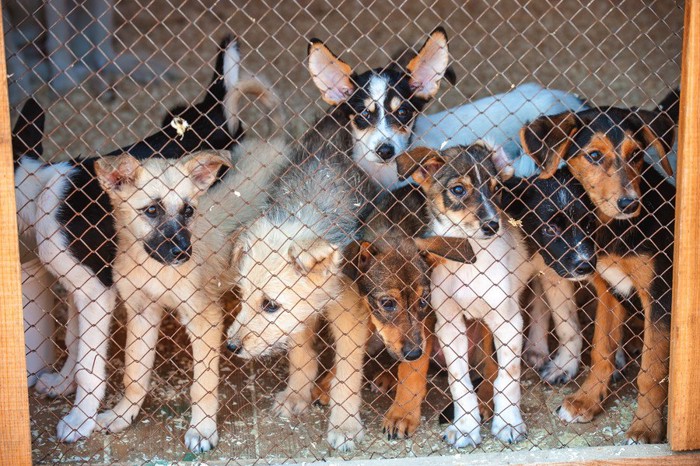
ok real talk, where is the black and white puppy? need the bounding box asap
[13,37,271,444]
[307,27,451,188]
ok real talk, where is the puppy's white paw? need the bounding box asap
[57,409,96,443]
[35,371,76,397]
[185,419,218,453]
[523,347,549,371]
[326,418,364,452]
[539,355,579,385]
[96,404,139,434]
[272,388,311,418]
[441,423,481,448]
[491,410,527,444]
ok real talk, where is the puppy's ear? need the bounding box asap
[395,147,445,185]
[415,236,476,266]
[95,154,141,193]
[489,144,514,181]
[13,98,44,160]
[520,112,579,179]
[181,151,232,192]
[289,240,341,279]
[634,109,676,176]
[308,39,355,105]
[407,27,450,100]
[343,241,375,280]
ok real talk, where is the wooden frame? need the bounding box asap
[0,0,698,464]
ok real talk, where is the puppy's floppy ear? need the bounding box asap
[395,147,445,185]
[95,154,141,193]
[407,27,450,100]
[308,39,355,105]
[520,112,579,179]
[634,109,676,176]
[415,235,476,266]
[289,240,341,278]
[343,240,375,280]
[181,150,233,192]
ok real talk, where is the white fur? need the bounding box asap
[413,83,586,160]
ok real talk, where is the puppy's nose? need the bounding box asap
[481,220,500,236]
[402,344,423,361]
[376,144,395,161]
[617,196,640,214]
[169,235,191,259]
[572,257,596,277]
[227,341,242,355]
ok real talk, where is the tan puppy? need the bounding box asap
[94,151,232,452]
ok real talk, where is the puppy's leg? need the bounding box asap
[626,291,669,444]
[96,300,163,434]
[274,319,318,417]
[325,285,369,452]
[57,285,117,443]
[311,367,335,406]
[36,293,78,397]
[475,322,497,421]
[487,301,527,444]
[436,297,481,447]
[524,278,551,370]
[179,298,223,453]
[559,275,625,423]
[383,320,430,439]
[539,278,582,384]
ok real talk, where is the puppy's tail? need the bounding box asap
[657,87,680,124]
[13,98,44,165]
[223,77,286,137]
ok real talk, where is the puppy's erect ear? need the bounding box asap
[308,39,355,105]
[520,112,579,179]
[13,98,45,160]
[95,154,141,193]
[488,144,514,181]
[181,151,233,192]
[343,240,376,280]
[415,235,476,266]
[407,27,450,100]
[289,240,341,278]
[634,109,676,176]
[395,147,445,185]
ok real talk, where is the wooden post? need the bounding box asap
[669,0,700,452]
[0,3,32,463]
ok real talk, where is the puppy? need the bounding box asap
[223,28,452,452]
[92,151,230,451]
[307,28,452,188]
[13,37,277,443]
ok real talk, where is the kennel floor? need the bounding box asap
[29,305,643,465]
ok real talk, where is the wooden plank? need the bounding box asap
[669,0,700,452]
[0,1,32,463]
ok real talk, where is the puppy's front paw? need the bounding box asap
[96,401,140,434]
[35,371,76,398]
[491,410,527,444]
[523,347,549,371]
[382,404,420,440]
[57,409,96,443]
[273,388,312,417]
[558,388,605,423]
[441,423,481,448]
[539,357,578,385]
[185,419,219,453]
[327,418,364,452]
[625,416,665,445]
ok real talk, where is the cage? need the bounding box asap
[1,1,699,465]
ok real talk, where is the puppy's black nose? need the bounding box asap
[227,341,242,355]
[169,234,191,260]
[617,196,640,213]
[376,144,395,161]
[572,258,596,277]
[402,347,423,361]
[481,220,500,236]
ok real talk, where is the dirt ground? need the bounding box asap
[17,0,683,464]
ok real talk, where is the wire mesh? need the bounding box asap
[7,0,682,463]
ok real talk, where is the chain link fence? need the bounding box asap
[7,0,682,463]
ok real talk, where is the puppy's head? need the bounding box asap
[307,28,450,170]
[396,144,506,239]
[95,151,230,266]
[344,235,473,361]
[520,107,675,220]
[226,221,343,358]
[503,170,598,280]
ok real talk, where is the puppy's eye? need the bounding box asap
[419,292,430,309]
[450,185,466,197]
[629,150,644,163]
[144,205,159,218]
[360,109,371,120]
[262,299,280,313]
[379,298,398,312]
[396,107,410,119]
[586,151,604,164]
[183,204,195,218]
[542,224,561,237]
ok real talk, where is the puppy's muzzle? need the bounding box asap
[227,339,243,355]
[617,196,640,215]
[480,219,500,237]
[571,254,597,278]
[376,143,395,161]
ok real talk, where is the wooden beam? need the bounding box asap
[669,0,700,452]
